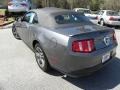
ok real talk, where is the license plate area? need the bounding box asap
[102,53,110,63]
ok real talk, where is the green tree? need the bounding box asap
[0,0,7,6]
[90,0,103,10]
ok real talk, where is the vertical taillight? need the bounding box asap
[72,39,95,53]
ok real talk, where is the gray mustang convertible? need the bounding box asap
[12,7,118,77]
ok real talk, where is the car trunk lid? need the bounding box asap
[56,24,115,50]
[8,0,27,7]
[108,16,120,21]
[73,30,114,51]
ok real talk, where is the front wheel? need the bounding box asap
[35,43,50,72]
[12,25,21,40]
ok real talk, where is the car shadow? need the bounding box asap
[48,69,64,77]
[62,57,120,90]
[106,25,120,30]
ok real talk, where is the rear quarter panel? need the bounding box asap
[30,26,70,70]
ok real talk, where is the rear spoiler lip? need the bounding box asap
[69,29,114,37]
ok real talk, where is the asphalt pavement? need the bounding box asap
[0,27,120,90]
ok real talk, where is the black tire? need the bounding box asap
[100,19,105,26]
[34,43,50,72]
[12,25,21,40]
[98,21,100,24]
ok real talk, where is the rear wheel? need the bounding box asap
[12,25,21,40]
[34,43,50,72]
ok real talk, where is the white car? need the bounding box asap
[73,8,97,20]
[97,10,120,26]
[7,0,32,13]
[119,12,120,15]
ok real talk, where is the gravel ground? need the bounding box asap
[0,28,120,90]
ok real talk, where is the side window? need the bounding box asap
[22,12,38,24]
[99,11,104,15]
[101,11,104,15]
[22,13,32,23]
[32,14,39,24]
[98,11,101,15]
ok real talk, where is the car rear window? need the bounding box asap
[55,13,92,24]
[106,11,119,16]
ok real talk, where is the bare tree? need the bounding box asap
[103,0,120,10]
[31,0,120,11]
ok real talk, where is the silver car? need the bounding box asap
[12,8,118,77]
[8,0,32,13]
[97,10,120,26]
[73,8,98,20]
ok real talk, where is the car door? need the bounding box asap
[27,12,39,47]
[21,12,39,46]
[19,12,34,43]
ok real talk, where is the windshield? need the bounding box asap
[55,13,92,24]
[106,11,119,16]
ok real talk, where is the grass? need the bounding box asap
[0,9,6,15]
[8,17,14,21]
[0,9,14,26]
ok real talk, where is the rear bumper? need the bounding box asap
[8,6,29,12]
[106,21,120,26]
[67,54,115,78]
[59,44,117,77]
